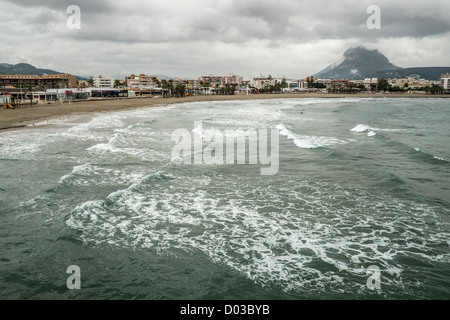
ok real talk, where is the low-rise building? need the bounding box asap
[249,76,275,89]
[331,79,349,88]
[125,74,159,88]
[316,79,332,89]
[363,78,378,89]
[93,75,117,88]
[0,74,78,88]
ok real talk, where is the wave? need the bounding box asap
[277,124,349,149]
[350,124,410,137]
[59,163,146,187]
[350,124,372,133]
[65,175,450,296]
[413,147,448,163]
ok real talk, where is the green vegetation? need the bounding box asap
[326,78,444,94]
[257,80,287,93]
[216,84,237,95]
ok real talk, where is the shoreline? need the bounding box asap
[1,93,449,132]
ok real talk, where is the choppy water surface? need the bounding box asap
[0,98,449,299]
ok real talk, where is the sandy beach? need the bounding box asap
[1,92,448,132]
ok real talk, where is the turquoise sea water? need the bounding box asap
[0,98,449,299]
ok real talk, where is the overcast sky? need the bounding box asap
[1,0,449,79]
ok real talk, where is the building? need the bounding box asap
[78,80,89,88]
[441,73,450,92]
[198,75,224,88]
[0,75,39,88]
[331,79,349,88]
[198,74,243,88]
[363,78,378,89]
[39,74,78,88]
[316,79,331,89]
[93,75,117,88]
[0,74,78,89]
[249,76,274,89]
[125,74,159,88]
[223,74,243,86]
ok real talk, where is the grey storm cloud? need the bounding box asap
[5,0,450,43]
[0,0,449,78]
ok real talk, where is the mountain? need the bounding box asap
[314,47,401,80]
[0,63,62,76]
[0,63,88,80]
[372,67,450,81]
[155,75,176,80]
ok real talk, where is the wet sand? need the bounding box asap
[1,93,448,132]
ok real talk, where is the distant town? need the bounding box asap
[0,71,449,108]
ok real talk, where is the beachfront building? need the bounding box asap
[198,74,243,88]
[40,74,78,88]
[385,77,439,90]
[78,80,89,88]
[44,88,88,102]
[331,79,349,88]
[223,74,243,86]
[363,78,378,89]
[0,74,78,89]
[249,76,275,89]
[441,73,450,93]
[125,74,159,88]
[316,79,332,89]
[185,79,201,92]
[0,75,39,88]
[280,80,307,92]
[198,75,223,88]
[93,75,117,88]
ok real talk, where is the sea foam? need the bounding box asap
[277,124,348,149]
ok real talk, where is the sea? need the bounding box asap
[0,97,449,300]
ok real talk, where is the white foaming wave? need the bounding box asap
[85,124,169,161]
[67,181,450,292]
[204,104,285,129]
[282,98,366,108]
[66,175,450,296]
[351,124,409,133]
[68,114,126,133]
[367,131,377,137]
[276,124,348,149]
[88,143,125,154]
[351,124,371,133]
[0,142,41,159]
[59,163,146,187]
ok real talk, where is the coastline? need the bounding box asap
[1,92,448,132]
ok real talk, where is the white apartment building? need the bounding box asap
[441,73,450,92]
[363,78,378,89]
[93,75,117,88]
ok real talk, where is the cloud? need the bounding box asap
[0,0,449,79]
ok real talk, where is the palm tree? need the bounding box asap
[174,84,186,97]
[168,79,174,97]
[26,85,33,107]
